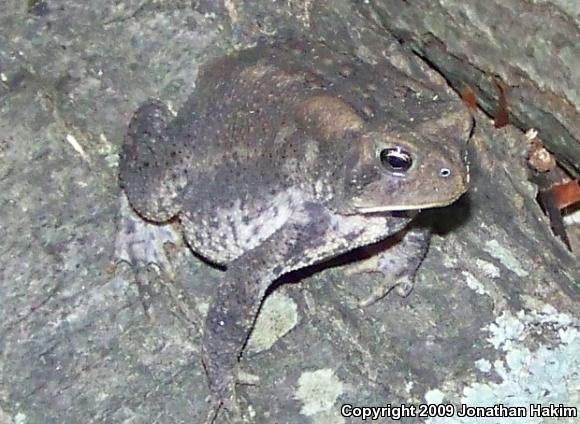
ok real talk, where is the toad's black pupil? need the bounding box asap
[380,147,413,173]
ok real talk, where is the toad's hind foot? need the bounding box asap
[114,194,181,279]
[203,378,243,424]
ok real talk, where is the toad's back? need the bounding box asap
[163,40,399,204]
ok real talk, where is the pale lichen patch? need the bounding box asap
[462,271,489,296]
[295,369,345,417]
[475,358,492,373]
[247,290,299,353]
[425,389,446,404]
[475,258,500,279]
[483,240,528,277]
[427,307,580,424]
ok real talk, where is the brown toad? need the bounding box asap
[117,38,472,421]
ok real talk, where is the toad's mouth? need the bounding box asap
[352,190,467,213]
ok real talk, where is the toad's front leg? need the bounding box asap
[202,204,331,423]
[349,225,431,307]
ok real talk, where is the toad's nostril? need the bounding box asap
[439,168,451,178]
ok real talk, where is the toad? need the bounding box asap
[117,38,472,421]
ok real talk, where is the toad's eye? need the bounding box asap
[379,147,413,174]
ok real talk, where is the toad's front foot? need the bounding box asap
[345,226,431,307]
[358,275,414,307]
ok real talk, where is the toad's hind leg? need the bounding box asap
[119,100,182,222]
[202,203,334,422]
